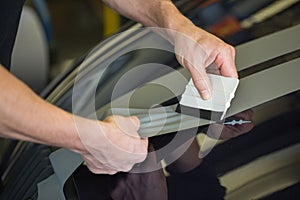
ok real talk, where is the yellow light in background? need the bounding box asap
[103,4,120,37]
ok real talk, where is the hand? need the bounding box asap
[206,109,254,140]
[74,115,148,174]
[173,25,238,100]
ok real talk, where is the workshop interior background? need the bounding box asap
[28,0,300,81]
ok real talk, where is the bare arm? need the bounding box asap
[102,0,190,31]
[0,65,147,174]
[0,65,81,150]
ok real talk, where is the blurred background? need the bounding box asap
[15,0,300,93]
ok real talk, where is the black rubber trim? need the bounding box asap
[239,49,300,78]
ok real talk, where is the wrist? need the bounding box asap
[159,1,207,44]
[66,115,91,155]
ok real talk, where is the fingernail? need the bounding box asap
[201,90,210,100]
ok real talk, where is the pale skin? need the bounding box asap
[0,0,238,174]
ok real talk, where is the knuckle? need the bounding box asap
[108,170,118,175]
[104,115,114,123]
[123,165,133,172]
[88,166,101,174]
[135,142,148,154]
[119,162,133,172]
[141,146,148,156]
[140,154,148,162]
[193,77,205,87]
[136,152,147,163]
[227,45,235,55]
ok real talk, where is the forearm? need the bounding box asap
[102,0,198,39]
[0,66,84,153]
[0,65,148,174]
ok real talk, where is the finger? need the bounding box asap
[141,138,149,146]
[189,66,212,100]
[215,46,238,78]
[88,165,118,175]
[123,116,141,138]
[84,153,132,173]
[103,115,115,123]
[107,115,140,138]
[220,62,238,78]
[107,170,118,175]
[132,138,148,163]
[84,157,110,174]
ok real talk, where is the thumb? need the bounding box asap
[190,67,212,100]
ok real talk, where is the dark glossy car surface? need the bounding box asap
[0,1,299,199]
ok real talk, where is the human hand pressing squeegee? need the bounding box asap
[173,26,238,100]
[103,0,238,100]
